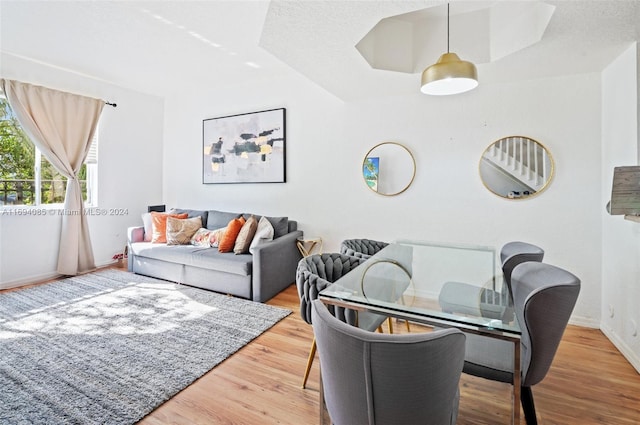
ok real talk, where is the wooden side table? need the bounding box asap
[297,236,323,257]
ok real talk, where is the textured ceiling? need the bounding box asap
[260,0,640,100]
[1,1,639,100]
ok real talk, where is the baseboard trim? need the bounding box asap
[569,315,600,329]
[0,271,62,290]
[0,260,119,290]
[601,325,640,374]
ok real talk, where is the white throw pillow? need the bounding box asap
[141,213,153,242]
[249,216,275,254]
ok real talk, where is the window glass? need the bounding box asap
[0,94,98,207]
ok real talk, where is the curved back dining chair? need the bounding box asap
[311,299,465,425]
[296,253,388,388]
[500,241,545,299]
[340,238,389,260]
[463,261,580,424]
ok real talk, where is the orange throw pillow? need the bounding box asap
[218,217,246,252]
[151,212,188,243]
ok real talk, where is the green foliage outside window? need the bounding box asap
[0,97,87,205]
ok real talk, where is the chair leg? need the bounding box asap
[400,295,411,332]
[520,385,538,425]
[387,316,394,334]
[302,338,317,389]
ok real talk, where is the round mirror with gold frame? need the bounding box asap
[363,142,416,196]
[479,136,554,199]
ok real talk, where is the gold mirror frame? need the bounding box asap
[360,259,413,301]
[363,142,416,196]
[479,136,555,200]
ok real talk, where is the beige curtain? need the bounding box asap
[1,79,104,275]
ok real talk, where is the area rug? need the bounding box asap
[0,269,291,424]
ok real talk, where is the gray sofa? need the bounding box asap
[127,208,303,302]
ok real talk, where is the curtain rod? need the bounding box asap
[105,101,117,107]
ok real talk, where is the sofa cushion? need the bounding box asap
[219,217,246,252]
[234,215,258,254]
[170,208,208,226]
[209,227,226,247]
[191,227,212,247]
[166,216,202,245]
[190,227,224,247]
[206,210,242,230]
[265,216,289,238]
[249,216,275,254]
[151,212,189,243]
[191,248,252,275]
[141,212,153,242]
[130,242,251,276]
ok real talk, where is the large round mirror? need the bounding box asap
[479,136,554,199]
[363,142,416,196]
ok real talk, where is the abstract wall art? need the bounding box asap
[203,108,286,184]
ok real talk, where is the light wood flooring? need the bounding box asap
[4,272,639,424]
[138,283,640,425]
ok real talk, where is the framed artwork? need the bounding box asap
[363,156,379,192]
[203,108,286,183]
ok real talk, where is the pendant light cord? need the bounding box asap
[447,3,450,53]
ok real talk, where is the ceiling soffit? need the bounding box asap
[356,1,555,74]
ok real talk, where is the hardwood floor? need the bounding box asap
[138,283,640,425]
[4,273,638,424]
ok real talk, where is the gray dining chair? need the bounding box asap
[311,299,466,425]
[295,253,388,389]
[340,238,389,260]
[463,261,581,425]
[439,241,545,321]
[340,239,412,333]
[500,241,546,296]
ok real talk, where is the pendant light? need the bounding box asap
[421,3,478,95]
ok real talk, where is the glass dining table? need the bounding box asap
[318,240,523,425]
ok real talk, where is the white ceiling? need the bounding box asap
[1,0,639,101]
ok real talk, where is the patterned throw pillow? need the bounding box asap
[218,217,246,253]
[249,216,275,254]
[233,215,258,254]
[190,227,226,248]
[209,227,226,247]
[191,228,211,247]
[151,212,189,243]
[166,216,202,245]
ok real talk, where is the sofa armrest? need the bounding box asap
[128,226,145,243]
[252,230,303,302]
[127,226,145,272]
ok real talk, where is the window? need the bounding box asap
[0,93,98,207]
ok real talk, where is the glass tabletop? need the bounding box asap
[319,240,521,335]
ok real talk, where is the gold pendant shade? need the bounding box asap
[420,52,478,95]
[420,4,478,96]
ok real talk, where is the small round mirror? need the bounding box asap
[479,136,554,199]
[363,142,416,196]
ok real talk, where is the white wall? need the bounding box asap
[0,53,165,288]
[601,42,640,372]
[163,68,603,327]
[3,39,635,370]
